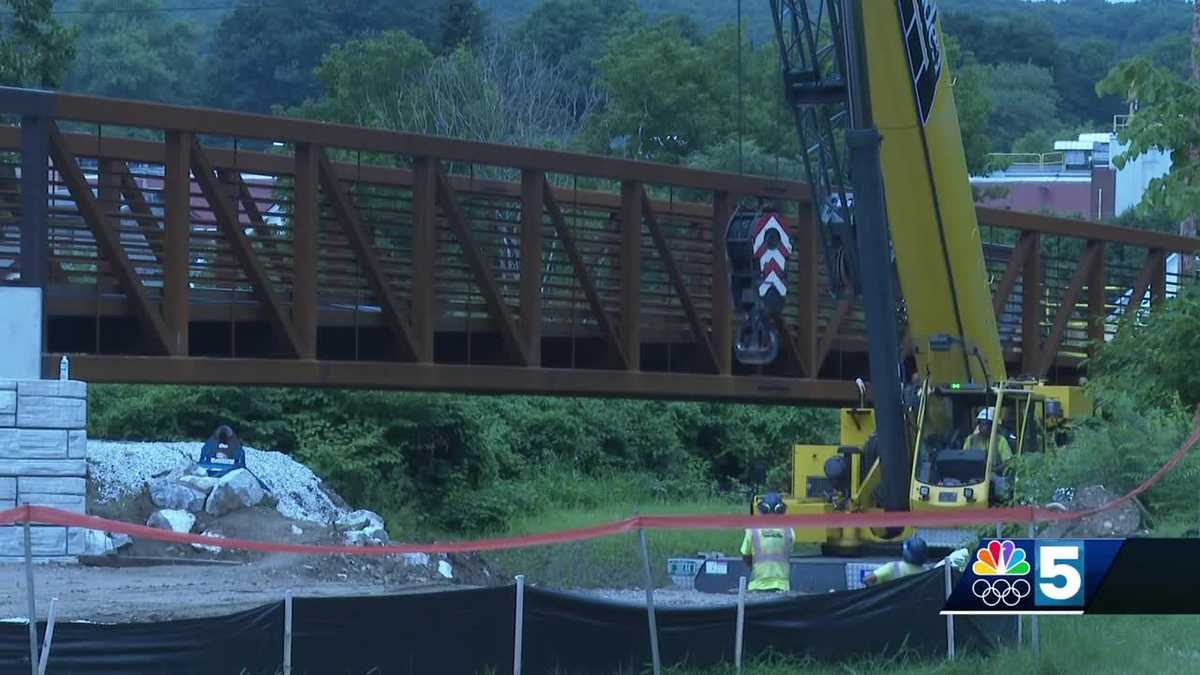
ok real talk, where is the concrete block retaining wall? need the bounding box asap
[0,379,88,560]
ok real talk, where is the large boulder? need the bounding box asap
[344,525,390,547]
[337,509,390,546]
[147,509,196,533]
[336,509,384,531]
[204,469,265,516]
[178,474,219,495]
[149,479,207,513]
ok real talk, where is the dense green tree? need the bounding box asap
[294,31,583,149]
[293,30,434,126]
[941,12,1059,72]
[202,0,440,113]
[512,0,636,116]
[1146,33,1192,80]
[583,20,792,165]
[438,0,488,54]
[62,0,201,103]
[0,0,76,87]
[979,63,1064,155]
[1099,58,1200,226]
[1054,39,1124,127]
[944,34,991,176]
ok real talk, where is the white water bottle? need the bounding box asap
[59,355,69,381]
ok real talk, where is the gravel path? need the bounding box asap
[0,559,466,624]
[558,587,809,608]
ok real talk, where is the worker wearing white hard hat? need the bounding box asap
[963,407,1013,465]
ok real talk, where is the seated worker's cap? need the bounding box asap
[756,491,787,514]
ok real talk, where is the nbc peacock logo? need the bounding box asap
[973,540,1031,576]
[970,540,1032,607]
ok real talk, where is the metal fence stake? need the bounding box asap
[944,564,955,660]
[513,575,526,675]
[37,598,56,675]
[283,590,293,675]
[637,528,662,675]
[735,576,747,673]
[24,519,37,675]
[1029,522,1039,658]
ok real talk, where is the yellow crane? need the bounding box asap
[730,1,1093,554]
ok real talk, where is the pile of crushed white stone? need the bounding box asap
[88,441,347,524]
[86,441,390,550]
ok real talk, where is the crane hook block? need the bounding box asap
[725,205,792,365]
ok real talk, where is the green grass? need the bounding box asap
[481,498,768,588]
[674,614,1200,674]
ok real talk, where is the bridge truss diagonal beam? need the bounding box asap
[47,121,174,355]
[1036,241,1103,377]
[541,176,629,370]
[317,150,421,362]
[190,137,302,357]
[435,165,531,366]
[639,185,719,374]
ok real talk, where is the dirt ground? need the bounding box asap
[0,554,487,623]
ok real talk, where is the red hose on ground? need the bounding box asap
[2,405,1196,555]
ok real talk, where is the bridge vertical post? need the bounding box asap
[1150,252,1168,313]
[292,143,319,360]
[520,170,544,366]
[712,192,733,375]
[620,181,642,371]
[19,114,49,291]
[163,131,192,356]
[412,157,437,362]
[795,201,819,377]
[1021,232,1041,375]
[1087,241,1106,358]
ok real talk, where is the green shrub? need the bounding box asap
[88,385,837,533]
[1015,389,1200,519]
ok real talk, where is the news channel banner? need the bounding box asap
[942,538,1200,614]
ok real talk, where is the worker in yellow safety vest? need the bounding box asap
[864,537,928,586]
[740,492,795,592]
[963,408,1013,467]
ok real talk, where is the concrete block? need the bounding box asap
[19,493,86,514]
[0,459,87,477]
[67,528,117,556]
[0,526,68,556]
[0,477,13,500]
[0,381,15,390]
[0,287,42,381]
[18,477,86,495]
[17,380,87,399]
[68,430,87,459]
[0,429,69,458]
[0,414,13,427]
[0,391,14,416]
[16,396,86,429]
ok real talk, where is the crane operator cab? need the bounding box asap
[909,381,1048,511]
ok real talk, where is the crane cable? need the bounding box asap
[737,0,744,176]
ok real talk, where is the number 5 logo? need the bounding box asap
[1035,540,1085,606]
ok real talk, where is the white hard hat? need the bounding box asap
[977,408,994,422]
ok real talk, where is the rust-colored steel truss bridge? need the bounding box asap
[2,88,1195,404]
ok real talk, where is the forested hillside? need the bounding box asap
[37,0,1194,158]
